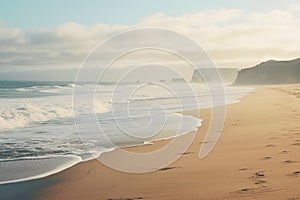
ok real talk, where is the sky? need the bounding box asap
[0,0,300,81]
[0,0,293,29]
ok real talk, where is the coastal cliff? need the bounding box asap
[192,68,239,85]
[233,58,300,85]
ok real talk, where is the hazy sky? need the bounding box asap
[0,0,300,80]
[0,0,294,29]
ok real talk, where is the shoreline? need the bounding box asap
[0,85,253,187]
[2,84,299,200]
[0,111,202,186]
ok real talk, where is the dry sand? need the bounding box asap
[38,85,300,200]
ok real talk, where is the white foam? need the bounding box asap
[0,95,111,131]
[0,101,73,131]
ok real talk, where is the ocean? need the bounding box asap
[0,80,253,184]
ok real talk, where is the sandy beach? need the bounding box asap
[37,85,300,200]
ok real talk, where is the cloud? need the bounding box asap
[140,9,244,27]
[139,8,300,68]
[0,23,129,71]
[0,6,300,74]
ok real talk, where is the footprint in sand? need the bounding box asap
[180,151,194,155]
[255,172,265,177]
[291,142,300,146]
[287,171,300,177]
[281,150,289,154]
[248,172,268,186]
[240,188,251,193]
[261,156,272,160]
[286,197,299,200]
[238,168,249,171]
[283,160,297,164]
[255,180,267,185]
[157,167,177,171]
[236,186,273,196]
[291,171,300,176]
[266,144,276,147]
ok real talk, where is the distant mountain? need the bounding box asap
[192,68,239,85]
[233,58,300,85]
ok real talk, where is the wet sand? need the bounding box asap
[38,85,300,200]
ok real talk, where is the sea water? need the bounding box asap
[0,80,253,184]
